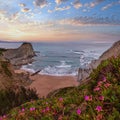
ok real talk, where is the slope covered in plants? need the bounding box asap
[2,56,120,120]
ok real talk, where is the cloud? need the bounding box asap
[55,0,68,4]
[85,0,104,8]
[72,0,82,9]
[102,1,120,11]
[48,10,53,13]
[33,0,48,8]
[0,10,6,14]
[19,3,26,7]
[55,6,71,11]
[21,8,30,12]
[59,16,120,26]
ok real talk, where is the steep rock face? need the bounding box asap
[3,42,35,67]
[78,40,120,81]
[90,40,120,68]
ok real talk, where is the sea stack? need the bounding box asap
[3,42,35,68]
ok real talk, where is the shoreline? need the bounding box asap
[15,69,79,97]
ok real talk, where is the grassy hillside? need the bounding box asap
[0,57,39,117]
[1,56,120,120]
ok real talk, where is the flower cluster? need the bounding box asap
[30,107,36,111]
[76,108,81,115]
[84,95,92,101]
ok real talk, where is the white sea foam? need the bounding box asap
[21,65,35,73]
[56,61,71,68]
[40,61,77,76]
[0,42,111,77]
[73,51,84,55]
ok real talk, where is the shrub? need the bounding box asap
[1,61,12,77]
[0,86,38,115]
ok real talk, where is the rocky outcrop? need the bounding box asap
[77,68,92,81]
[3,42,35,68]
[78,40,120,81]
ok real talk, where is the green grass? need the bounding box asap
[1,56,120,120]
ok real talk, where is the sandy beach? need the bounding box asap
[15,70,79,97]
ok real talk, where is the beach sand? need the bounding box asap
[15,70,79,97]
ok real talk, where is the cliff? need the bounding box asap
[6,56,120,120]
[78,40,120,81]
[90,40,120,68]
[0,57,31,89]
[3,42,35,68]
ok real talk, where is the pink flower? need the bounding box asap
[76,108,81,115]
[96,114,103,120]
[102,77,107,82]
[84,95,92,101]
[85,96,89,101]
[30,108,33,111]
[30,107,35,111]
[33,107,35,111]
[99,96,104,101]
[94,87,100,92]
[98,81,103,86]
[41,109,46,113]
[59,97,63,102]
[46,102,48,105]
[104,83,111,88]
[0,117,2,120]
[95,106,102,112]
[3,115,6,119]
[46,107,50,112]
[21,108,25,112]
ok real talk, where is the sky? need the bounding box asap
[0,0,120,43]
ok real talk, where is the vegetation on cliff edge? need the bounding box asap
[1,56,120,120]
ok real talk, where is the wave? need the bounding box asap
[21,65,35,73]
[73,50,85,55]
[20,61,77,76]
[40,61,77,76]
[56,61,71,68]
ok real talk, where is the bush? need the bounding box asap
[0,86,38,115]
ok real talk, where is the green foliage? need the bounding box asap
[1,61,12,77]
[1,56,120,120]
[0,86,38,115]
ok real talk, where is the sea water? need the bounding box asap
[0,41,112,76]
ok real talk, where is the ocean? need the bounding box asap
[0,41,112,76]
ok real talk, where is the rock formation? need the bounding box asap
[90,40,120,68]
[78,40,120,81]
[3,42,35,68]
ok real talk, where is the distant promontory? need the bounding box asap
[2,42,36,68]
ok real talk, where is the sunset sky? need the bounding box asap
[0,0,120,42]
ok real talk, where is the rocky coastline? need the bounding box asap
[0,42,36,90]
[2,42,36,69]
[77,40,120,81]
